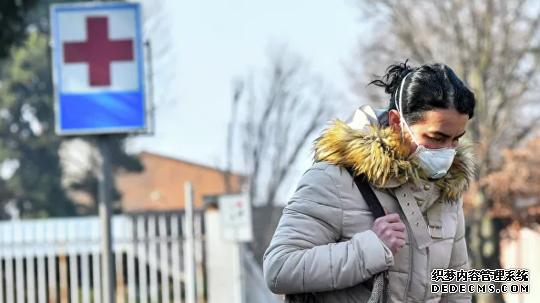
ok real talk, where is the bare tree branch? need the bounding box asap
[226,43,339,265]
[224,79,243,194]
[508,117,540,149]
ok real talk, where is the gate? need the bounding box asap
[0,210,206,303]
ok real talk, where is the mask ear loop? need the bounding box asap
[394,72,416,182]
[395,72,420,148]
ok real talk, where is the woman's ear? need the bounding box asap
[388,110,402,133]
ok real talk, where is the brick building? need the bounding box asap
[68,151,246,213]
[116,152,245,212]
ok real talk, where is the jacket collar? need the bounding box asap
[312,105,476,203]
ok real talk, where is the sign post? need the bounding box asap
[218,193,253,303]
[50,3,147,303]
[184,182,198,303]
[97,136,114,303]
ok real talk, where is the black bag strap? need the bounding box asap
[347,168,386,219]
[347,168,390,303]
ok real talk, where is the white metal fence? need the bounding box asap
[0,211,205,303]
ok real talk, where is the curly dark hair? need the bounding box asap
[369,60,476,127]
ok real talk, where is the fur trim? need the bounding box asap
[312,119,476,202]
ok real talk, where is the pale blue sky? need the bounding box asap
[129,0,367,199]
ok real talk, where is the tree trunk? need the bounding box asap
[467,188,506,303]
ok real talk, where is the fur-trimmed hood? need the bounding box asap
[312,105,476,202]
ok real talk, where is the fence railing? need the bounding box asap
[0,211,205,303]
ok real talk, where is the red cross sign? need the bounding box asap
[63,17,134,87]
[50,2,146,135]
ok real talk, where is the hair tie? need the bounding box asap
[400,69,413,78]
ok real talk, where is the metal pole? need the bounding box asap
[144,40,156,135]
[185,182,197,303]
[98,135,115,303]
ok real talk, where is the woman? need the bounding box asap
[263,61,476,303]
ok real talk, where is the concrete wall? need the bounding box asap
[205,209,239,303]
[205,209,282,303]
[500,227,539,303]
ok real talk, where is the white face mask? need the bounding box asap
[395,73,456,179]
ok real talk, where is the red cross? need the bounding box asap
[63,16,134,87]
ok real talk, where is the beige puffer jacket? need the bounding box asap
[263,105,475,302]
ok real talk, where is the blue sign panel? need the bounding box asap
[50,2,147,135]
